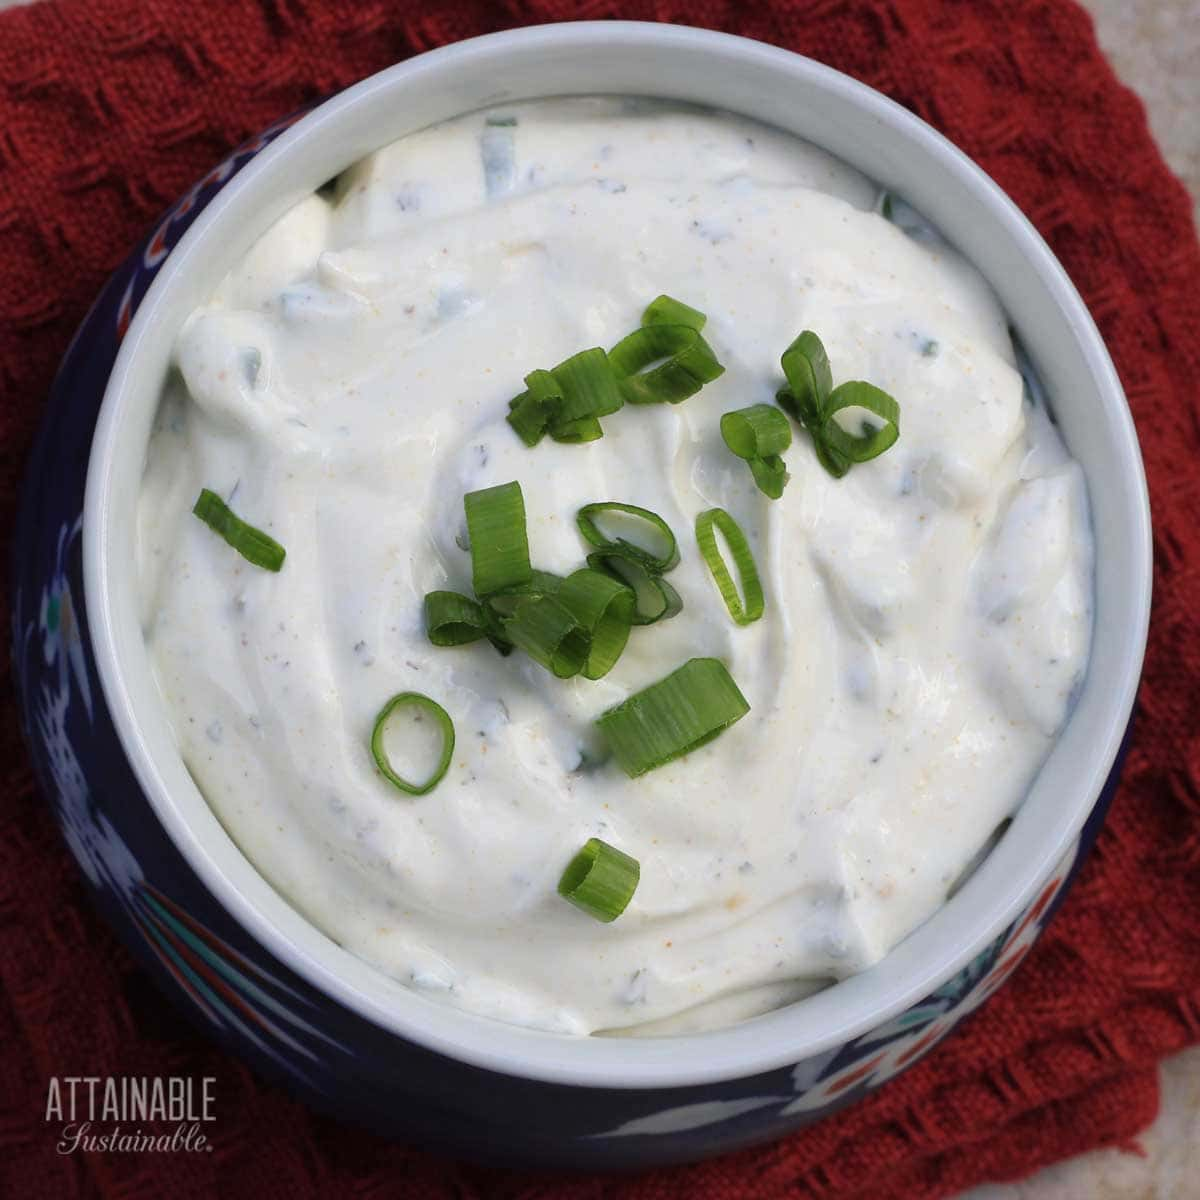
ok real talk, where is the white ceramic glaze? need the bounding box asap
[83,21,1151,1090]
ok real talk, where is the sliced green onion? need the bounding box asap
[558,837,640,922]
[556,568,635,680]
[811,434,853,479]
[748,454,790,499]
[695,508,764,625]
[370,692,455,796]
[777,331,832,428]
[506,382,554,447]
[776,330,900,478]
[641,294,707,331]
[485,569,564,617]
[548,347,624,433]
[434,570,563,658]
[721,404,793,499]
[820,381,901,464]
[192,489,285,572]
[587,552,683,625]
[550,415,604,444]
[576,502,679,572]
[499,569,635,680]
[505,297,716,444]
[721,404,792,460]
[423,591,489,647]
[596,657,750,777]
[506,352,622,446]
[464,481,531,597]
[502,594,589,678]
[609,323,725,405]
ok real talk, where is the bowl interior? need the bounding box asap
[83,21,1150,1089]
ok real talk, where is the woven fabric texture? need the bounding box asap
[2,1,1198,1197]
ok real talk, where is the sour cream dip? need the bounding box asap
[137,98,1093,1035]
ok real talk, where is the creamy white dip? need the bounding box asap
[137,98,1093,1035]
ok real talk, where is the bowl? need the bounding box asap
[10,21,1150,1169]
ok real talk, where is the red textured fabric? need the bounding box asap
[1,0,1197,1196]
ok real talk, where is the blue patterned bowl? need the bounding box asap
[10,23,1150,1168]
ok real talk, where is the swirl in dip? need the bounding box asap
[137,99,1093,1035]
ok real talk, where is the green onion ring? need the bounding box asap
[720,404,792,460]
[370,692,455,796]
[777,330,900,478]
[576,501,680,572]
[748,454,790,500]
[641,293,707,331]
[558,837,640,922]
[595,657,750,777]
[695,507,764,625]
[192,488,286,572]
[502,594,590,678]
[556,568,636,680]
[608,323,725,405]
[485,569,564,617]
[587,551,683,625]
[721,405,793,499]
[423,591,489,647]
[506,351,623,446]
[777,330,832,428]
[506,376,555,447]
[547,347,624,435]
[483,569,564,658]
[819,381,901,464]
[550,415,605,445]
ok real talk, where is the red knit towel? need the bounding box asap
[1,2,1198,1197]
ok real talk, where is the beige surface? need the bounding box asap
[0,0,1194,1192]
[1084,0,1200,230]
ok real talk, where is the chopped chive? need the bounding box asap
[192,488,286,572]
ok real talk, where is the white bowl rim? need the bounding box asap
[82,20,1152,1090]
